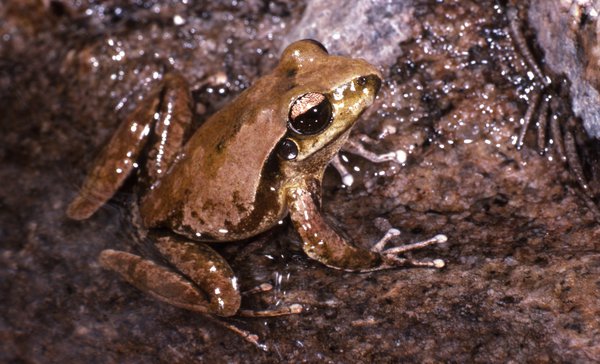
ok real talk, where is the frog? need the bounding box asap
[67,39,446,330]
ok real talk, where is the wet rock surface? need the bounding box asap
[1,0,599,362]
[528,0,600,139]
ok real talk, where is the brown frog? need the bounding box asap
[67,39,446,333]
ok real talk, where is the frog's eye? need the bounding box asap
[276,138,298,160]
[288,93,333,135]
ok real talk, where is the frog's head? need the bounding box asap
[274,39,382,173]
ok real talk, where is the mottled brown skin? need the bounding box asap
[68,40,443,320]
[138,42,384,242]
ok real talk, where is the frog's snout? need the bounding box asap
[357,74,382,96]
[371,74,382,94]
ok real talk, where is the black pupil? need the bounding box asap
[289,96,332,135]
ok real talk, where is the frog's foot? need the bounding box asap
[508,6,599,213]
[342,136,407,164]
[331,154,355,187]
[239,283,303,317]
[361,230,446,272]
[238,304,303,318]
[332,135,407,187]
[242,282,273,296]
[213,319,268,351]
[514,92,598,214]
[371,230,447,255]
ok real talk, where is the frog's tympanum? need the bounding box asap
[68,40,445,322]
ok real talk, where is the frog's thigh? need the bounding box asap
[154,236,241,316]
[144,73,193,186]
[100,238,240,317]
[100,250,214,313]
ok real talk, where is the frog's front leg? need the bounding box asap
[67,73,192,220]
[286,179,445,272]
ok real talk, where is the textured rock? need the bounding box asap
[529,0,600,138]
[282,0,415,68]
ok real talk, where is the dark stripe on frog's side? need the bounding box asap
[223,149,286,236]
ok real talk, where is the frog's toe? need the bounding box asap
[373,233,447,271]
[381,254,445,269]
[379,234,447,255]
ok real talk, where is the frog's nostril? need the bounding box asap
[359,74,381,94]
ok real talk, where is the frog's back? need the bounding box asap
[139,74,289,241]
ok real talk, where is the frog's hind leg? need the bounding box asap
[100,236,241,317]
[100,245,270,349]
[142,74,193,188]
[100,249,216,312]
[100,235,299,351]
[67,74,193,220]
